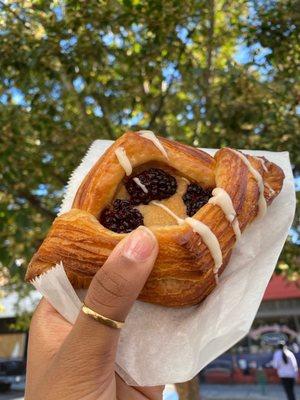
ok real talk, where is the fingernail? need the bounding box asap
[123,226,157,262]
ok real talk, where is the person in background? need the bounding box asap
[272,341,298,400]
[291,341,300,354]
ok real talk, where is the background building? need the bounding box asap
[201,275,300,384]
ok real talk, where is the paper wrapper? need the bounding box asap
[31,140,295,386]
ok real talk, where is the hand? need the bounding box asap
[25,226,163,400]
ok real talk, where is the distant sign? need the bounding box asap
[261,332,288,345]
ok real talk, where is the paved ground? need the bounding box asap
[0,392,23,400]
[200,383,300,399]
[0,384,299,399]
[164,384,300,400]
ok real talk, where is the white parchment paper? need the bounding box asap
[32,140,295,386]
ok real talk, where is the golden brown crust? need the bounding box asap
[72,132,216,217]
[26,132,285,306]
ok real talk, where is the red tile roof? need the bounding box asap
[263,275,300,300]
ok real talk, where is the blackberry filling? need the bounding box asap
[183,183,212,217]
[100,199,143,233]
[125,168,177,205]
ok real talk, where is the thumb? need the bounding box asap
[56,226,158,377]
[84,225,158,323]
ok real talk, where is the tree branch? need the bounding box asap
[90,91,116,140]
[51,171,67,186]
[204,0,215,114]
[0,0,31,30]
[18,191,56,219]
[192,0,215,144]
[59,70,91,124]
[147,87,171,129]
[127,97,137,121]
[147,27,197,129]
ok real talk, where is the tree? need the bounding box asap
[176,377,201,400]
[0,1,299,398]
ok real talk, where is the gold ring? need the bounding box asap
[82,303,125,329]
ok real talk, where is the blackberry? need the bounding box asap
[125,168,177,205]
[183,183,212,216]
[100,199,143,233]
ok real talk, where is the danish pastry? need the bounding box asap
[26,131,285,306]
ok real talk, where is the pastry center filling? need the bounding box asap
[100,166,212,233]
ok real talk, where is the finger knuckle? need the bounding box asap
[86,268,130,311]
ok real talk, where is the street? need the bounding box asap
[1,384,300,400]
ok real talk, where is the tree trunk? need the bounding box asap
[204,0,215,144]
[176,376,201,400]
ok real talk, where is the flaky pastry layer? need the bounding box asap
[26,132,284,306]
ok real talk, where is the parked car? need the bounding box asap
[0,358,26,392]
[200,360,233,384]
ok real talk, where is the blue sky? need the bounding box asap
[0,7,298,245]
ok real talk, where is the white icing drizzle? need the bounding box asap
[139,130,169,159]
[133,177,148,193]
[254,156,268,172]
[115,147,132,176]
[230,149,267,219]
[150,201,223,284]
[182,177,190,184]
[265,182,275,195]
[151,201,185,225]
[208,188,241,239]
[185,217,223,280]
[214,273,219,285]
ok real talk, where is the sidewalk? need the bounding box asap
[163,383,300,400]
[201,383,300,399]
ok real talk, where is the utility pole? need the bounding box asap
[176,376,201,400]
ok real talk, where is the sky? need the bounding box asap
[1,4,298,244]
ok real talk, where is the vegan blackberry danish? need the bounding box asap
[26,131,285,306]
